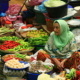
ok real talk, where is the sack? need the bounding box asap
[27,0,44,6]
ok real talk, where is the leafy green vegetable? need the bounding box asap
[28,36,49,45]
[44,0,66,7]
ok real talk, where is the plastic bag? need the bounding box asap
[6,4,21,15]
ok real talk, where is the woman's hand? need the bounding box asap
[60,61,65,68]
[60,59,68,69]
[55,60,64,71]
[51,58,64,71]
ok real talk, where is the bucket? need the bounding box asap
[44,0,69,18]
[26,71,52,80]
[34,10,46,25]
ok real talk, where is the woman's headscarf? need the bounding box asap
[53,20,74,51]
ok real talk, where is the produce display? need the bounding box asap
[76,70,80,79]
[5,58,27,69]
[44,0,66,7]
[15,53,31,61]
[0,27,14,35]
[38,71,66,80]
[2,54,22,62]
[29,60,53,73]
[27,29,49,45]
[0,36,19,41]
[38,69,77,80]
[0,25,79,80]
[66,68,76,79]
[0,41,20,50]
[7,40,34,52]
[0,36,34,52]
[26,29,48,38]
[15,53,27,59]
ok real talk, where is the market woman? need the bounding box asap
[44,20,77,71]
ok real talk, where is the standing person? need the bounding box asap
[45,20,77,71]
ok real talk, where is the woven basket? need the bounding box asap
[0,32,15,37]
[0,48,34,56]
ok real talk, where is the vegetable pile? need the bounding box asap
[26,29,48,38]
[0,41,20,50]
[5,58,26,69]
[0,36,34,52]
[2,54,22,62]
[29,60,53,73]
[0,36,19,41]
[15,53,26,59]
[0,27,14,35]
[7,40,34,52]
[38,71,66,80]
[66,68,76,79]
[27,29,49,45]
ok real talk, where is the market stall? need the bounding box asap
[0,0,80,80]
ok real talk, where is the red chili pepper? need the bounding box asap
[0,40,20,50]
[76,71,80,77]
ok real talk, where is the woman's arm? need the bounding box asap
[51,58,64,71]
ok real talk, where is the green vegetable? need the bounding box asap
[66,68,76,79]
[44,0,66,7]
[28,36,49,45]
[44,65,53,70]
[7,40,34,52]
[0,36,19,41]
[15,53,26,59]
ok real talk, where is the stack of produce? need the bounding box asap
[38,71,66,80]
[5,58,26,69]
[66,68,76,80]
[0,27,14,35]
[15,53,31,61]
[2,54,22,62]
[0,36,19,41]
[0,41,20,50]
[37,68,77,80]
[0,36,34,52]
[27,29,49,45]
[29,60,53,73]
